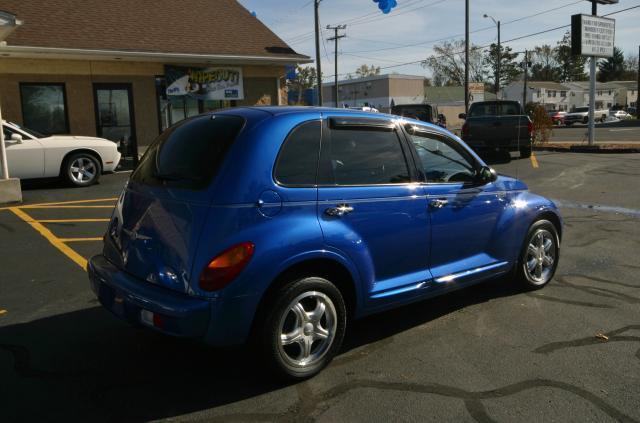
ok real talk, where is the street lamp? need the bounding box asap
[0,11,22,203]
[483,13,501,98]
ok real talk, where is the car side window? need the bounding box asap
[3,126,13,141]
[274,120,321,187]
[318,126,410,186]
[406,128,477,184]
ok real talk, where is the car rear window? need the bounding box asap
[131,114,244,189]
[468,102,521,117]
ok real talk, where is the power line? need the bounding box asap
[321,3,640,80]
[342,0,584,54]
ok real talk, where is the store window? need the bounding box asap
[155,77,233,132]
[19,83,69,135]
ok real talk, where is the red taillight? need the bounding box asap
[527,120,533,134]
[461,122,469,138]
[199,242,255,291]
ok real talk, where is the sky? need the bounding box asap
[237,0,640,81]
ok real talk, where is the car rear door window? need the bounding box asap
[274,120,321,187]
[406,127,477,184]
[131,114,244,189]
[319,123,410,186]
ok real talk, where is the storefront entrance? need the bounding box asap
[93,83,138,168]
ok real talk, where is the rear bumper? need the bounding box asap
[88,254,211,338]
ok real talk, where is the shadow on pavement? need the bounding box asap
[0,277,521,421]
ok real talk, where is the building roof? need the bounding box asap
[0,0,309,62]
[526,81,571,90]
[323,73,426,87]
[563,81,629,90]
[424,86,497,104]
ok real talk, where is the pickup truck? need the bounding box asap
[564,107,609,126]
[459,101,533,158]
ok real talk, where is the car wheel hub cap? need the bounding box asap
[525,229,556,285]
[70,157,96,183]
[278,291,337,367]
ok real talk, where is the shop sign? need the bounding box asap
[165,66,244,100]
[571,14,615,58]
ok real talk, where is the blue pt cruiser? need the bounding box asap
[88,107,561,379]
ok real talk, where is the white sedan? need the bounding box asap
[2,121,121,187]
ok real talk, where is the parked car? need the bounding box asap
[88,107,562,379]
[2,121,121,186]
[391,103,437,124]
[611,110,631,120]
[548,110,567,125]
[564,107,608,125]
[458,101,533,158]
[347,106,379,113]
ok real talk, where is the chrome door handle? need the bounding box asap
[325,204,354,217]
[429,198,448,209]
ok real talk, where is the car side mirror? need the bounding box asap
[478,166,497,184]
[10,133,23,143]
[458,113,466,120]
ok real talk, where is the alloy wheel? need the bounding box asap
[277,291,337,368]
[525,229,556,285]
[70,157,97,184]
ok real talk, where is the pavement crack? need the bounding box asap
[534,325,640,363]
[208,378,638,422]
[525,292,613,309]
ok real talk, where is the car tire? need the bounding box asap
[519,145,532,159]
[582,116,589,124]
[258,276,347,380]
[565,122,573,126]
[62,153,101,187]
[515,220,560,290]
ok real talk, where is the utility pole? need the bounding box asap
[522,50,529,109]
[314,0,323,106]
[588,0,597,146]
[497,20,501,98]
[464,0,469,115]
[327,24,346,108]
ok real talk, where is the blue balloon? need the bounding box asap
[373,0,397,14]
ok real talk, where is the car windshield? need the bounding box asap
[7,122,45,138]
[574,107,589,113]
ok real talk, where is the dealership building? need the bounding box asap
[0,0,309,162]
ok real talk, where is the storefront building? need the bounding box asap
[0,0,310,163]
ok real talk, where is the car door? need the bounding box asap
[317,115,431,308]
[404,125,510,286]
[3,125,45,179]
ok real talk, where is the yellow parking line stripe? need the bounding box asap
[9,207,87,270]
[37,218,110,223]
[0,197,118,211]
[530,153,539,169]
[23,205,113,209]
[59,237,104,242]
[0,309,7,316]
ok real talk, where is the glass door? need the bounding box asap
[93,83,137,168]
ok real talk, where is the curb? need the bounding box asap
[534,145,640,154]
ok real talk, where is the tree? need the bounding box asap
[288,65,317,104]
[354,64,381,78]
[555,31,588,82]
[598,47,625,82]
[622,54,638,80]
[422,39,485,86]
[484,43,521,92]
[530,45,560,81]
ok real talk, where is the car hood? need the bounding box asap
[40,135,117,147]
[495,174,528,191]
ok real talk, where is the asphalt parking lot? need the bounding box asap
[1,153,639,422]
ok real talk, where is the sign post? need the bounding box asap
[571,1,617,147]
